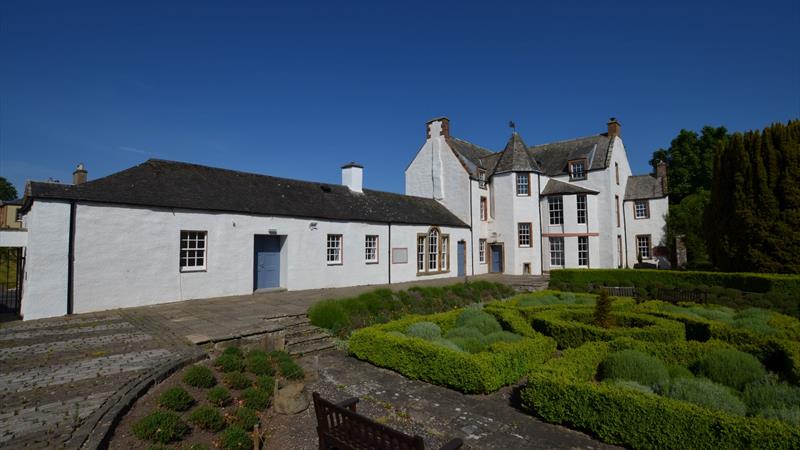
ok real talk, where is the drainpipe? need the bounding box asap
[388,222,392,284]
[537,174,544,273]
[622,200,629,268]
[468,179,474,278]
[67,201,76,315]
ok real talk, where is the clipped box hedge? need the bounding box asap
[550,268,800,295]
[348,310,556,394]
[521,339,800,450]
[529,309,685,349]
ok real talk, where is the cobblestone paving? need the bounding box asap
[0,312,199,449]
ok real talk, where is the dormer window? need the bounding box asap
[569,159,587,180]
[478,169,487,189]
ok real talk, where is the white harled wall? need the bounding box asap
[624,196,668,265]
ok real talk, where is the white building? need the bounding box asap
[16,116,666,320]
[405,117,668,276]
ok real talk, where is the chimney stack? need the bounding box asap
[607,117,621,138]
[341,162,363,193]
[73,163,88,185]
[656,160,668,193]
[426,117,450,139]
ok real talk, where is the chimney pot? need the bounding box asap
[607,117,621,138]
[341,162,363,193]
[426,117,450,139]
[73,163,88,185]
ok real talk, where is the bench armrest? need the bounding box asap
[438,438,463,450]
[336,397,359,412]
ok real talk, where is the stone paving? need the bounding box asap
[0,311,201,449]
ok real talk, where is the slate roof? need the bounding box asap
[527,135,612,177]
[445,137,494,175]
[492,133,541,174]
[0,198,22,206]
[540,179,599,196]
[24,159,469,227]
[625,174,667,200]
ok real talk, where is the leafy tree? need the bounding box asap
[0,177,17,201]
[649,126,728,204]
[665,190,711,269]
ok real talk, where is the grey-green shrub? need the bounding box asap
[742,376,800,414]
[432,338,463,352]
[758,406,800,425]
[663,377,747,416]
[598,350,669,388]
[692,349,766,390]
[605,379,654,394]
[405,321,441,340]
[449,336,486,353]
[444,326,484,341]
[483,331,522,346]
[458,311,502,335]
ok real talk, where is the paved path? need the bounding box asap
[267,350,616,450]
[0,311,202,449]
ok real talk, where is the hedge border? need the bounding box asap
[348,310,556,394]
[529,309,685,349]
[520,339,800,450]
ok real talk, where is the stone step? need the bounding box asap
[287,339,335,356]
[286,331,331,346]
[284,323,321,339]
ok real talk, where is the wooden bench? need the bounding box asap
[312,392,463,450]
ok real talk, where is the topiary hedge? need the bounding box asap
[349,310,556,393]
[520,339,800,450]
[529,309,685,349]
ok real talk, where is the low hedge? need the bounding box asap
[550,268,800,295]
[529,309,685,349]
[349,310,556,393]
[309,281,515,337]
[520,340,800,449]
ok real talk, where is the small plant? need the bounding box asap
[207,386,232,407]
[594,290,613,328]
[405,321,442,340]
[448,336,486,353]
[188,405,225,432]
[222,346,244,358]
[229,407,259,430]
[604,379,654,394]
[598,349,669,388]
[742,375,800,415]
[183,365,216,388]
[456,310,502,335]
[215,353,246,373]
[218,426,253,450]
[483,331,522,346]
[132,411,189,444]
[240,387,271,410]
[667,364,694,380]
[431,338,463,352]
[663,377,747,416]
[444,326,484,341]
[158,387,194,412]
[692,349,766,390]
[270,351,305,380]
[246,350,275,376]
[223,371,252,390]
[255,375,275,395]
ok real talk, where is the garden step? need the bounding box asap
[284,323,321,339]
[286,331,331,346]
[287,338,335,356]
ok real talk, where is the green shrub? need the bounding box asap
[598,350,669,388]
[183,365,216,388]
[229,407,259,430]
[431,337,463,352]
[188,405,225,432]
[594,290,613,328]
[667,364,694,380]
[240,387,271,410]
[758,407,800,425]
[444,326,484,341]
[269,351,305,380]
[222,346,244,358]
[223,372,252,390]
[457,310,502,335]
[663,377,747,416]
[484,331,523,346]
[132,411,189,444]
[207,386,232,407]
[245,351,274,376]
[405,321,441,340]
[448,335,486,353]
[214,353,246,373]
[157,387,194,412]
[349,310,556,393]
[255,375,275,394]
[693,349,766,390]
[742,376,800,415]
[218,426,252,450]
[604,379,654,394]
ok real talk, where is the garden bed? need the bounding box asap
[349,308,556,394]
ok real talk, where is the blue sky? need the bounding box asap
[1,0,798,196]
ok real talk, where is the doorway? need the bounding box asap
[489,244,504,273]
[457,241,466,277]
[254,235,282,290]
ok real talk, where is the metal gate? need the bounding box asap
[0,247,24,316]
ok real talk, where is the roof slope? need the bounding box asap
[527,134,612,177]
[492,133,541,174]
[541,179,599,196]
[445,137,494,175]
[625,174,667,200]
[26,159,468,227]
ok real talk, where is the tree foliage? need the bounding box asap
[705,120,800,273]
[0,177,17,201]
[665,190,711,269]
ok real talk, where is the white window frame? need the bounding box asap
[417,236,426,272]
[576,194,587,224]
[479,239,486,264]
[326,234,343,265]
[518,223,531,247]
[569,160,586,180]
[578,236,589,266]
[441,236,449,271]
[549,196,563,225]
[634,200,650,219]
[516,173,529,196]
[180,230,207,272]
[365,235,379,263]
[637,235,652,260]
[550,237,564,267]
[428,228,439,271]
[478,170,487,189]
[480,196,487,221]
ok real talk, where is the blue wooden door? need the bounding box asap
[254,236,281,289]
[491,245,502,273]
[457,241,466,276]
